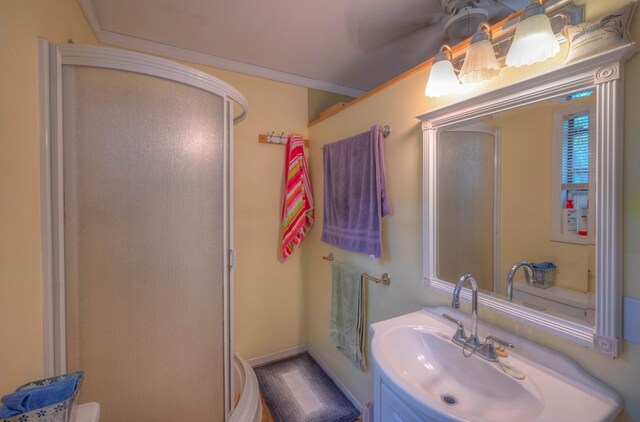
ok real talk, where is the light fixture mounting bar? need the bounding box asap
[450,1,584,71]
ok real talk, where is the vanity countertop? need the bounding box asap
[370,306,622,422]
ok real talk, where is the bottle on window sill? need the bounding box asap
[578,204,588,236]
[562,199,578,235]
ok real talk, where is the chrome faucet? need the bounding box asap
[507,261,534,302]
[444,273,517,362]
[451,273,480,347]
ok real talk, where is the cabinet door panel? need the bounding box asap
[380,383,438,422]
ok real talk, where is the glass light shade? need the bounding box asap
[425,60,460,97]
[506,12,560,67]
[425,46,460,97]
[459,31,500,84]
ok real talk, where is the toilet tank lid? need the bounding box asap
[513,281,594,310]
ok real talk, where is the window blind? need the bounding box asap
[561,111,591,191]
[561,89,594,102]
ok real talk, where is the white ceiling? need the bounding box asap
[79,0,528,96]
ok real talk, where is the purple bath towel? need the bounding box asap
[321,125,392,257]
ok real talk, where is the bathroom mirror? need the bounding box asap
[436,90,596,325]
[418,44,637,357]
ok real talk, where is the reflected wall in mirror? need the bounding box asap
[419,43,638,357]
[436,90,597,325]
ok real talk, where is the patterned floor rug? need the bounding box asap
[255,353,360,422]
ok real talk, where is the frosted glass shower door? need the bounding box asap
[61,65,228,421]
[437,129,497,292]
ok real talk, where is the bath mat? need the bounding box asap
[255,353,360,422]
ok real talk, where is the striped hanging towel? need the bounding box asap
[281,135,314,260]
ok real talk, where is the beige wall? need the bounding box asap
[308,88,355,122]
[0,0,308,395]
[189,66,309,360]
[0,0,98,394]
[306,0,640,419]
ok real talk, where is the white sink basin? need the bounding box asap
[382,327,543,421]
[371,307,622,422]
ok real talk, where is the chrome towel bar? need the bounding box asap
[322,252,391,286]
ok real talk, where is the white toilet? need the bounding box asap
[513,281,595,324]
[76,403,100,422]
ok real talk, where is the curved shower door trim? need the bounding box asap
[56,44,248,123]
[39,39,246,419]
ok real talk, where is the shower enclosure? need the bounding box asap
[39,42,248,421]
[436,125,500,293]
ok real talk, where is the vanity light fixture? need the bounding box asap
[425,45,460,98]
[459,23,500,84]
[505,0,560,67]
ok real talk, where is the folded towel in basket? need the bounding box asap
[0,377,78,418]
[532,262,556,270]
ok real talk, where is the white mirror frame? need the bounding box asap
[418,43,637,357]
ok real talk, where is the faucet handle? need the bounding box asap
[480,335,515,360]
[442,313,467,342]
[442,313,463,328]
[485,335,514,349]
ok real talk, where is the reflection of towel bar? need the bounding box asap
[322,252,391,286]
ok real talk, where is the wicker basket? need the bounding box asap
[0,371,84,422]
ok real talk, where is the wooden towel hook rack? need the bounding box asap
[258,133,310,148]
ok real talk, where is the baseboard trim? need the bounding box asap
[246,344,308,368]
[307,346,363,411]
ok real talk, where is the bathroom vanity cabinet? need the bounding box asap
[376,378,436,422]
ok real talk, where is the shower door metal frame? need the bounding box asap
[38,40,247,419]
